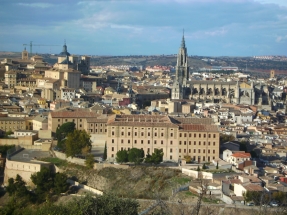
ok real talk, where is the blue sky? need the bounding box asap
[0,0,287,56]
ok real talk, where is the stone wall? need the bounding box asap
[53,150,129,169]
[67,179,103,195]
[4,159,52,186]
[182,168,213,179]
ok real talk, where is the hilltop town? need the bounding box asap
[0,36,287,214]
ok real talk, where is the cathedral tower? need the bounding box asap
[171,33,189,100]
[22,47,28,60]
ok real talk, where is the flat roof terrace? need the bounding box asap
[10,149,50,163]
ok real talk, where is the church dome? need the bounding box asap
[59,42,70,56]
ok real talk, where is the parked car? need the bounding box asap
[247,202,254,206]
[270,201,279,207]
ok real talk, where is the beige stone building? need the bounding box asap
[48,109,107,133]
[106,115,219,162]
[48,110,220,162]
[0,117,26,133]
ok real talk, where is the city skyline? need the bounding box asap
[0,0,287,56]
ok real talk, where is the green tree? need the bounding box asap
[145,149,163,164]
[202,163,207,170]
[56,122,75,148]
[3,130,13,138]
[6,174,29,198]
[220,134,235,144]
[116,149,128,163]
[54,173,69,195]
[65,130,91,158]
[196,166,201,171]
[103,142,107,160]
[85,153,95,169]
[31,167,55,199]
[128,148,144,165]
[216,162,219,169]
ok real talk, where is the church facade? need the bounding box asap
[171,36,259,105]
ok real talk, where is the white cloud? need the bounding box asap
[18,3,53,8]
[276,35,287,42]
[190,28,228,39]
[254,0,287,7]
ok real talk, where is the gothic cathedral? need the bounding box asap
[171,34,189,100]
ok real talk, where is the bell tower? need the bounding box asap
[171,31,189,100]
[22,47,28,60]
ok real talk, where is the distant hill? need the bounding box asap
[1,52,287,74]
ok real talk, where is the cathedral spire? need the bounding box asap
[181,29,185,48]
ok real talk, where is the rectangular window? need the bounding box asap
[121,139,123,143]
[203,150,205,153]
[161,140,163,145]
[184,133,187,137]
[154,140,157,144]
[134,140,137,144]
[141,140,144,144]
[170,141,173,145]
[184,149,186,153]
[112,131,114,135]
[198,149,201,153]
[148,132,150,136]
[179,149,181,153]
[128,132,131,136]
[184,141,186,145]
[161,133,164,137]
[194,141,196,145]
[121,132,124,136]
[112,139,114,143]
[170,149,173,153]
[170,155,172,159]
[148,140,150,144]
[204,134,206,138]
[58,119,60,122]
[128,140,130,144]
[179,141,182,145]
[141,132,144,136]
[180,133,182,137]
[213,134,216,138]
[171,133,173,137]
[194,149,196,153]
[213,142,216,146]
[135,132,137,136]
[112,147,114,151]
[199,134,201,138]
[213,150,215,153]
[208,134,211,138]
[194,134,196,138]
[189,149,191,153]
[189,133,191,137]
[199,141,201,145]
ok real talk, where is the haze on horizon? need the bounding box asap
[0,0,287,57]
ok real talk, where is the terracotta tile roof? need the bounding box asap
[231,152,251,158]
[243,184,264,191]
[50,111,100,118]
[179,124,219,132]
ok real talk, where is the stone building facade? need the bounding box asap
[106,115,219,162]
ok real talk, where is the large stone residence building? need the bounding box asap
[48,110,220,162]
